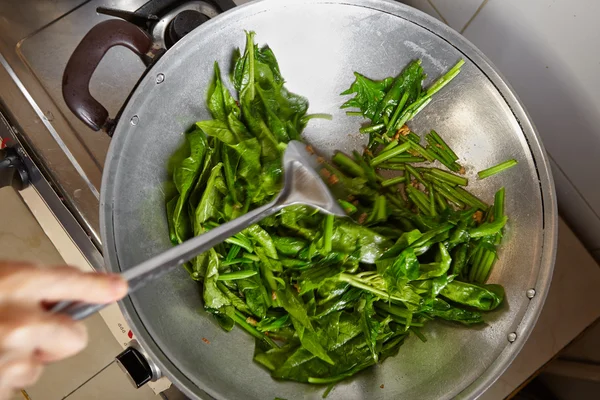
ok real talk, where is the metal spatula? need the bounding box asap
[53,140,345,320]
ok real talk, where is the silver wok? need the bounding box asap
[93,0,557,399]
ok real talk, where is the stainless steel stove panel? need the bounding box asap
[0,0,235,250]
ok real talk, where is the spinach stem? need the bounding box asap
[378,163,407,170]
[360,123,385,134]
[338,199,358,215]
[247,32,255,100]
[405,164,426,186]
[428,184,438,217]
[217,270,258,281]
[407,97,432,120]
[455,187,488,211]
[429,130,458,161]
[386,156,426,164]
[333,152,365,178]
[304,113,334,121]
[425,59,465,97]
[432,181,465,208]
[339,274,406,303]
[494,187,506,220]
[428,167,468,186]
[435,192,448,212]
[371,142,411,166]
[478,159,518,179]
[323,214,334,253]
[376,195,387,221]
[386,92,410,136]
[232,311,278,348]
[381,176,406,187]
[385,193,406,209]
[406,139,436,162]
[406,186,431,216]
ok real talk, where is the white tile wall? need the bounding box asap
[549,157,600,253]
[429,0,485,31]
[401,0,444,22]
[460,0,600,251]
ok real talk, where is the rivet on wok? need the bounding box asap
[130,115,139,125]
[526,289,536,299]
[156,73,165,84]
[507,332,517,343]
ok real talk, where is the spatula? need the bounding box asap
[52,140,345,320]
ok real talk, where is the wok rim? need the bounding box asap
[100,0,558,399]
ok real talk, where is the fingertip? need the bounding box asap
[0,358,43,388]
[68,320,88,354]
[107,274,128,301]
[36,317,88,362]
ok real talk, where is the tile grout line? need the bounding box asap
[548,154,600,222]
[61,360,115,400]
[426,0,448,25]
[460,0,490,34]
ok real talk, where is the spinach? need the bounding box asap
[165,31,509,389]
[425,298,483,325]
[166,196,178,245]
[170,129,207,244]
[358,294,380,362]
[272,236,308,256]
[194,163,225,232]
[372,60,425,125]
[276,285,313,331]
[440,281,505,311]
[208,62,240,122]
[328,220,392,263]
[297,264,344,294]
[340,73,394,120]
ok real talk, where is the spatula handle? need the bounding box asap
[51,301,107,321]
[53,200,281,320]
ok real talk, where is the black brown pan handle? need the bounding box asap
[62,20,155,133]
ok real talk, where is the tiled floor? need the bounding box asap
[560,320,600,364]
[480,220,600,400]
[0,187,158,400]
[0,187,63,265]
[535,320,600,400]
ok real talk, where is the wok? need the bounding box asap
[63,0,557,399]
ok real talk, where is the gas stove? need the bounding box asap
[0,1,597,399]
[0,1,245,394]
[0,0,245,261]
[97,0,236,50]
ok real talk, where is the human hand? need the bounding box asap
[0,262,128,399]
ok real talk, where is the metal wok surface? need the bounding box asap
[100,1,557,399]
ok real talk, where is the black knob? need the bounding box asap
[116,346,152,388]
[0,147,29,191]
[165,10,210,48]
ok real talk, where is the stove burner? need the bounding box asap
[97,0,236,49]
[166,10,210,47]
